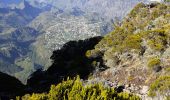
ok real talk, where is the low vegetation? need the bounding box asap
[85,2,170,98]
[18,76,140,100]
[87,3,170,58]
[148,76,170,98]
[147,57,161,69]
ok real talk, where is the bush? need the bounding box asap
[147,57,161,69]
[164,0,170,2]
[144,29,168,52]
[123,34,142,52]
[19,76,140,100]
[148,76,170,97]
[129,3,145,17]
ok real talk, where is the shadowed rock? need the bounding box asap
[0,72,25,99]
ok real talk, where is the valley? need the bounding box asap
[0,0,169,100]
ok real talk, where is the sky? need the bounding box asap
[0,0,22,4]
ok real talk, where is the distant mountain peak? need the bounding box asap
[149,0,163,2]
[17,0,32,9]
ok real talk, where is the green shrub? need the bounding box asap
[147,57,161,69]
[90,3,170,55]
[19,76,140,100]
[145,29,168,51]
[148,76,170,97]
[129,3,145,17]
[86,50,92,58]
[147,40,165,51]
[123,34,142,51]
[164,0,170,2]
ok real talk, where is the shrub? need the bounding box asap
[164,0,170,2]
[129,3,145,17]
[148,76,170,97]
[147,57,161,69]
[144,29,168,51]
[147,40,165,51]
[86,50,92,58]
[123,34,142,52]
[19,76,140,100]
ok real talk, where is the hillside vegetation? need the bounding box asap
[86,2,170,99]
[18,76,140,100]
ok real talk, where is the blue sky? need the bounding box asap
[0,0,46,4]
[0,0,22,4]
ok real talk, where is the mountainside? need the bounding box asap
[27,12,111,73]
[29,11,112,54]
[17,3,170,99]
[86,2,170,99]
[0,0,146,83]
[0,1,169,100]
[0,27,41,81]
[0,1,46,83]
[0,1,42,35]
